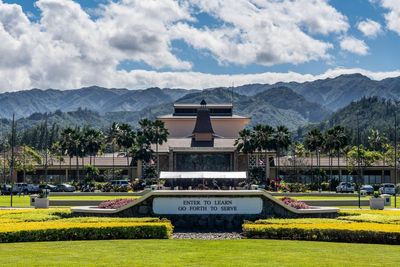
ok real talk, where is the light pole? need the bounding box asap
[395,112,397,208]
[10,114,15,207]
[357,113,361,209]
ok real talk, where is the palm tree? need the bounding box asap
[72,128,85,183]
[304,128,324,184]
[325,126,348,182]
[139,119,169,177]
[273,125,292,183]
[50,141,64,181]
[60,128,77,181]
[368,129,387,152]
[235,128,257,186]
[115,123,135,177]
[130,131,155,180]
[83,128,104,168]
[252,124,275,182]
[107,123,120,180]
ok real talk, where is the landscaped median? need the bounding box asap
[0,209,173,243]
[243,210,400,245]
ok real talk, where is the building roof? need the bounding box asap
[158,114,249,119]
[192,108,214,134]
[160,171,246,179]
[154,138,237,152]
[173,103,233,108]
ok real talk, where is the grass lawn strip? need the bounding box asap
[0,239,399,267]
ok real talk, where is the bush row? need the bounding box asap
[0,224,173,243]
[242,224,400,245]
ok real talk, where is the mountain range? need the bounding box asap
[0,73,399,135]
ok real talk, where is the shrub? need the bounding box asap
[0,224,173,243]
[280,197,309,209]
[98,198,134,209]
[242,223,400,245]
[286,183,307,193]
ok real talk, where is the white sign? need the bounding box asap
[153,197,263,215]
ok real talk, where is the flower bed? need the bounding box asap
[0,209,172,243]
[280,197,309,209]
[98,198,134,209]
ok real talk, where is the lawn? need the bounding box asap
[0,195,140,207]
[0,239,399,266]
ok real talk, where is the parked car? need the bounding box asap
[336,182,355,193]
[12,183,40,194]
[379,183,396,195]
[360,185,374,195]
[1,184,11,195]
[110,180,129,187]
[39,184,59,192]
[56,184,76,192]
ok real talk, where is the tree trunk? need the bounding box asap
[69,156,71,181]
[112,145,115,180]
[76,156,79,183]
[264,150,268,182]
[156,143,160,178]
[126,149,130,179]
[310,152,314,184]
[337,150,341,182]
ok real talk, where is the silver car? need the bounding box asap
[336,182,355,193]
[379,183,396,195]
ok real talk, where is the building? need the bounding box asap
[4,100,397,185]
[149,100,252,174]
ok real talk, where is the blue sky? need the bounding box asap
[1,0,400,90]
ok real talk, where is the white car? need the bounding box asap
[336,182,355,193]
[379,183,396,195]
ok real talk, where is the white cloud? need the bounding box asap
[357,19,382,38]
[171,0,348,66]
[105,68,400,90]
[339,36,369,55]
[0,0,392,93]
[378,0,400,35]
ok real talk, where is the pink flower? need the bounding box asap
[98,198,134,209]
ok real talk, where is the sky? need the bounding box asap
[0,0,400,91]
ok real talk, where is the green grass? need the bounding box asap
[0,239,399,266]
[0,195,140,207]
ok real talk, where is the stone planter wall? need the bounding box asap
[73,191,339,230]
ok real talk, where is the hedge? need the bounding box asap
[243,224,400,245]
[0,224,173,243]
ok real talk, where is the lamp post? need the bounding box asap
[357,113,361,209]
[395,112,397,208]
[10,114,15,207]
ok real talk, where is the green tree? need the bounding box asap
[273,125,292,181]
[252,124,275,181]
[107,123,120,180]
[235,129,256,185]
[304,128,324,183]
[84,164,100,183]
[346,145,383,175]
[115,123,135,169]
[14,146,42,182]
[83,128,104,167]
[139,119,169,177]
[368,129,388,152]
